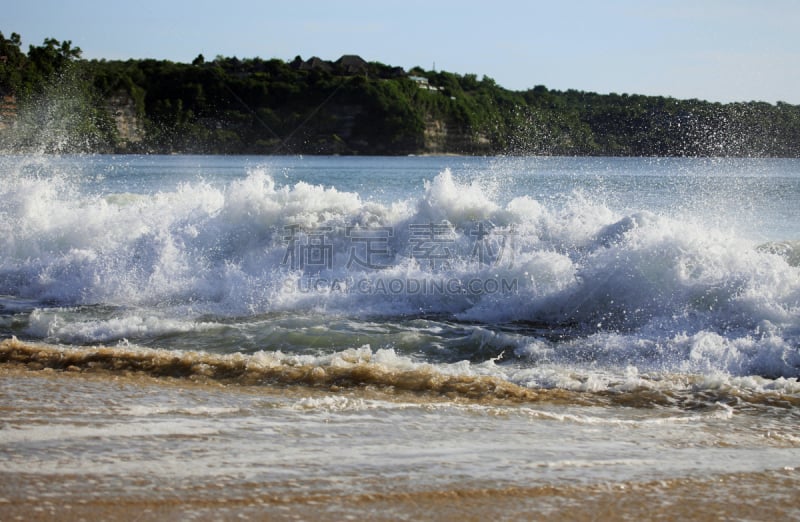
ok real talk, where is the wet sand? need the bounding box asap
[2,365,799,521]
[2,468,799,521]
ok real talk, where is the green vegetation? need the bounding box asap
[2,31,799,156]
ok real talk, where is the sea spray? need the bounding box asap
[1,155,798,385]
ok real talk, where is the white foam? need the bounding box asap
[2,159,799,381]
[25,309,219,344]
[0,419,220,444]
[120,405,242,417]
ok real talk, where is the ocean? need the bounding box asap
[1,154,799,520]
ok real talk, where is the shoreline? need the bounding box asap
[2,368,799,521]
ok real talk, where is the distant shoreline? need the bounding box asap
[2,32,800,157]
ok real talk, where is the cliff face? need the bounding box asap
[423,117,448,154]
[423,115,491,155]
[104,92,143,151]
[0,94,17,131]
[288,103,365,155]
[257,107,493,156]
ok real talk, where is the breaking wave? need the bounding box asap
[1,156,799,386]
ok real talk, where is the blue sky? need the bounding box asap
[5,0,800,103]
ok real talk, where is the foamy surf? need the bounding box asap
[2,154,800,520]
[3,337,798,409]
[2,356,799,522]
[2,157,799,384]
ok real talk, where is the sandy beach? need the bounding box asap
[2,365,799,521]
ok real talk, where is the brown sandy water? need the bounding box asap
[2,347,799,521]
